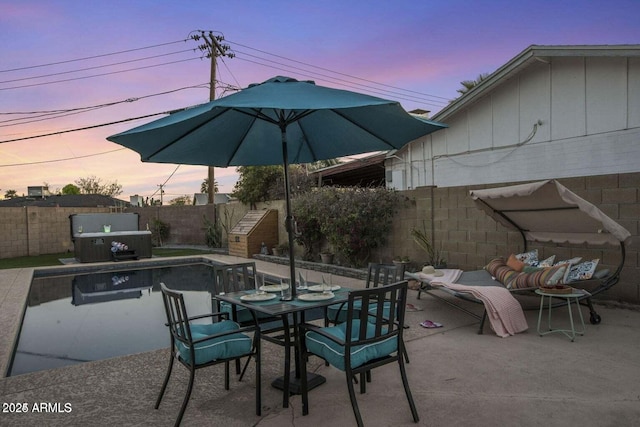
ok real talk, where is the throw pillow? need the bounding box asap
[531,255,556,268]
[545,265,567,286]
[485,258,518,287]
[509,264,566,289]
[515,249,538,265]
[507,254,525,272]
[554,257,582,267]
[565,259,600,282]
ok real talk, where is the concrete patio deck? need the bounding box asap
[1,255,639,426]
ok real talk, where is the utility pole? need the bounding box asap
[192,30,235,204]
[157,184,164,205]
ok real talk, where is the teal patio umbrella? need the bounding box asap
[108,76,447,296]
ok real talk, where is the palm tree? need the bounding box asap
[200,178,219,194]
[456,73,489,97]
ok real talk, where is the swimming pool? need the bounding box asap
[9,263,218,377]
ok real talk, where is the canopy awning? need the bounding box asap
[469,180,631,247]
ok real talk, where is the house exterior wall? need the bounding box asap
[388,53,640,189]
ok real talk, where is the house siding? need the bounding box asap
[389,49,640,189]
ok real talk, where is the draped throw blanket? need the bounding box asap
[416,269,528,337]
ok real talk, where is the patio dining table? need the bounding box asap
[215,284,351,409]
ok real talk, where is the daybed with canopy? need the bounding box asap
[406,179,631,333]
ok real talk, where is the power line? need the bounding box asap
[0,57,201,91]
[0,39,189,73]
[234,55,447,108]
[0,83,209,126]
[227,38,451,104]
[0,110,171,144]
[0,48,198,85]
[0,148,127,167]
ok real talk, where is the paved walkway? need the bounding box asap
[1,255,639,426]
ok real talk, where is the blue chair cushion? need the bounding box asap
[220,301,274,324]
[177,320,252,365]
[367,301,392,323]
[326,300,363,324]
[328,301,391,324]
[305,320,397,371]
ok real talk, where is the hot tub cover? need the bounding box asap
[469,180,631,247]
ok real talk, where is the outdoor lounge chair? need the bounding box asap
[299,281,418,427]
[156,283,261,426]
[406,179,631,333]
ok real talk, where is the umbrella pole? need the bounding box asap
[281,128,297,299]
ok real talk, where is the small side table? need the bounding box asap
[536,288,586,342]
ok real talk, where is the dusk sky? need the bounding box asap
[2,0,639,203]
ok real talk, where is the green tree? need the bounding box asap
[200,178,219,194]
[61,184,80,195]
[456,73,489,97]
[231,166,283,208]
[3,189,17,199]
[169,195,192,205]
[75,176,123,197]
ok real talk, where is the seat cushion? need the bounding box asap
[305,320,397,371]
[220,301,274,324]
[326,300,363,323]
[177,320,252,365]
[367,301,393,323]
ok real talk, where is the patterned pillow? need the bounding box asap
[485,258,518,287]
[531,255,555,268]
[515,249,538,265]
[509,264,567,290]
[565,259,600,282]
[554,257,582,267]
[553,257,583,282]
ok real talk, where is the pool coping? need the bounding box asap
[0,255,223,377]
[0,254,308,378]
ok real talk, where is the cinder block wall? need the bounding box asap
[372,172,639,304]
[1,173,637,304]
[0,206,112,257]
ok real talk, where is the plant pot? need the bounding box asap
[272,247,281,257]
[320,253,334,264]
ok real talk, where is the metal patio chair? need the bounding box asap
[156,283,261,426]
[299,280,418,427]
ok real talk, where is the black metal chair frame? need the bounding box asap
[325,262,402,326]
[300,280,419,427]
[326,262,409,366]
[156,283,261,426]
[212,263,286,374]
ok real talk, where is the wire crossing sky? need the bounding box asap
[1,0,639,200]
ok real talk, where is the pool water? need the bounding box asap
[9,263,218,377]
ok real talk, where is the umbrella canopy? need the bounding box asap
[107,76,446,166]
[108,76,447,295]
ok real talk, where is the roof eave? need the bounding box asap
[433,44,640,122]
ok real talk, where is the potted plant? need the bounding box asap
[320,249,334,264]
[410,226,447,268]
[393,255,411,267]
[272,242,289,257]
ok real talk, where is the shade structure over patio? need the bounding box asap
[469,179,631,247]
[107,76,447,295]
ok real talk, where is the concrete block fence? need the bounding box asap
[1,172,637,303]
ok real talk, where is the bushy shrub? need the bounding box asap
[292,187,403,267]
